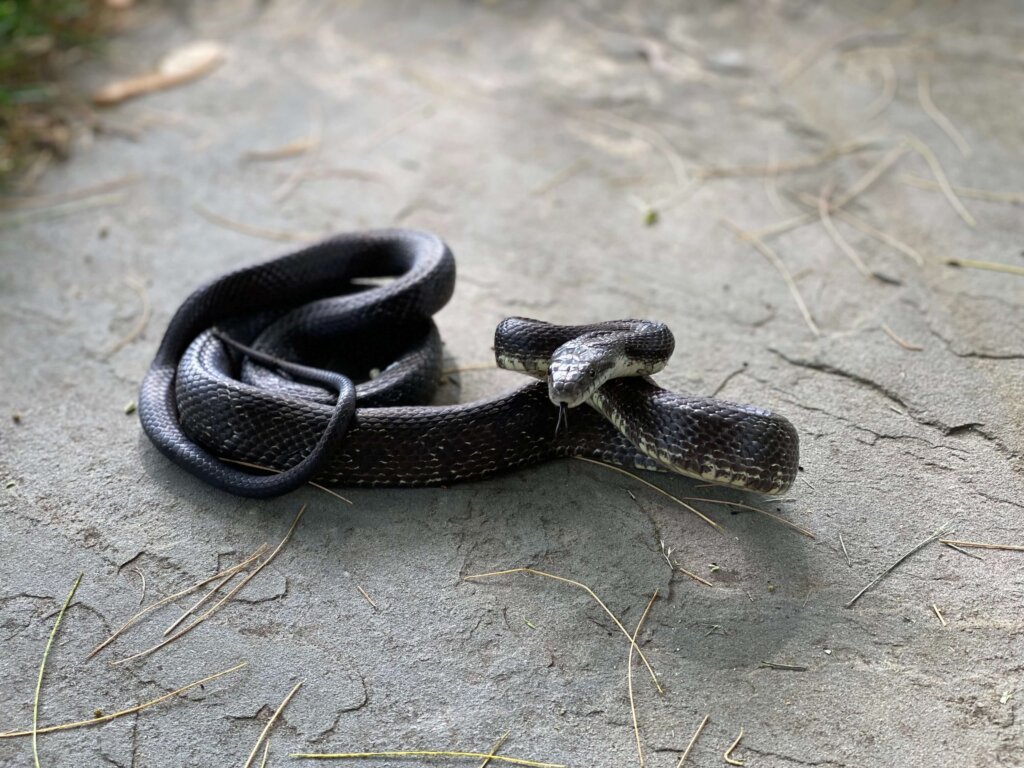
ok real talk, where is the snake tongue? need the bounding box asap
[554,402,569,438]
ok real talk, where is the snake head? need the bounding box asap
[547,338,617,408]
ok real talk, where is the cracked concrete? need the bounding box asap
[2,1,1023,766]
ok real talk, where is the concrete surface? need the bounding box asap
[2,1,1023,766]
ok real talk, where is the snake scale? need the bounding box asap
[138,229,799,498]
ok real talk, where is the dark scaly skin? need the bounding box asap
[139,230,799,497]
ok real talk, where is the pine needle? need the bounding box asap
[88,543,268,660]
[864,54,897,120]
[573,457,724,532]
[880,323,924,351]
[899,174,1024,205]
[105,276,151,357]
[846,521,952,608]
[164,569,243,637]
[113,506,305,665]
[33,574,82,767]
[673,565,713,588]
[259,740,271,768]
[274,103,323,202]
[945,258,1024,278]
[720,219,820,337]
[695,140,876,180]
[356,586,379,612]
[242,681,303,768]
[628,591,659,767]
[675,497,815,539]
[839,533,852,567]
[674,714,709,768]
[752,144,909,241]
[464,567,662,693]
[789,190,924,266]
[0,175,138,211]
[289,751,564,767]
[942,541,984,560]
[904,135,975,227]
[478,732,510,768]
[829,207,924,266]
[723,730,746,766]
[818,186,873,278]
[939,539,1024,553]
[221,458,353,504]
[831,144,908,210]
[193,204,321,242]
[916,69,971,157]
[0,662,247,739]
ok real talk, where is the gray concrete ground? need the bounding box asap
[2,1,1023,766]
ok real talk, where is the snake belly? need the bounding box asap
[138,229,799,497]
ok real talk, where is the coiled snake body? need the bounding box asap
[139,230,799,498]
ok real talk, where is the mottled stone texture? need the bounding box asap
[2,2,1022,766]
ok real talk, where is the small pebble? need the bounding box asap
[124,401,137,415]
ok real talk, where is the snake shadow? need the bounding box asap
[136,428,818,680]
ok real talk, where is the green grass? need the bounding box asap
[0,0,108,184]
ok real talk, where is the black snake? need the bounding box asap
[138,229,799,498]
